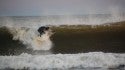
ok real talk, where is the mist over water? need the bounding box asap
[0,14,125,27]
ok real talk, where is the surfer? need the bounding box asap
[38,26,49,37]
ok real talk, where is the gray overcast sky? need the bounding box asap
[0,0,125,16]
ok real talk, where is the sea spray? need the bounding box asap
[0,13,125,27]
[8,26,53,50]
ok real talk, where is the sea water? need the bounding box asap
[0,14,125,69]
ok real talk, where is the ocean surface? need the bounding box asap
[0,15,125,69]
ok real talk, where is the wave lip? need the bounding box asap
[0,52,125,69]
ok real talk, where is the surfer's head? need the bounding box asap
[38,26,50,36]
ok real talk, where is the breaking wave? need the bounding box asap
[0,14,125,51]
[0,15,125,69]
[0,52,125,69]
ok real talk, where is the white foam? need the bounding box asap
[0,52,125,69]
[8,27,53,50]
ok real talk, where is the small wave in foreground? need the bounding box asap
[0,52,125,69]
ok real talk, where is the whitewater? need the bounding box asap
[0,52,124,69]
[8,27,53,50]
